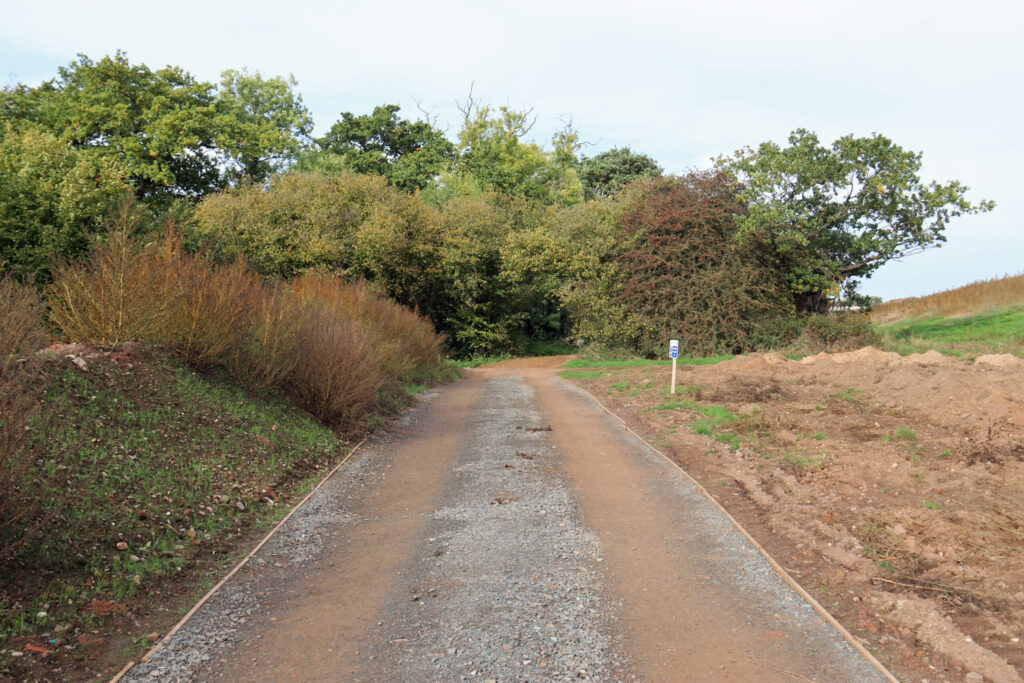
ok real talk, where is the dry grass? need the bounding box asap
[872,272,1024,322]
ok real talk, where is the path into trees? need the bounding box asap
[125,365,891,682]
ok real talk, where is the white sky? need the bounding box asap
[2,0,1021,301]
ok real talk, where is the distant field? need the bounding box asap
[879,307,1024,357]
[873,272,1024,322]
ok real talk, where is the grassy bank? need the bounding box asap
[878,307,1024,357]
[0,346,375,678]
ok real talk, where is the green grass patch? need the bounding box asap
[921,500,943,511]
[782,453,825,475]
[559,369,606,380]
[563,354,732,368]
[1,349,350,648]
[879,307,1024,357]
[893,425,918,441]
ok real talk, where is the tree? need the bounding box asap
[578,147,661,200]
[450,104,583,204]
[190,172,444,318]
[613,173,795,355]
[2,52,222,200]
[718,129,995,312]
[313,104,454,193]
[215,69,314,183]
[0,124,129,282]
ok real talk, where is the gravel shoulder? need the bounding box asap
[123,366,892,682]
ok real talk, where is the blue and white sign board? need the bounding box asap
[669,339,679,359]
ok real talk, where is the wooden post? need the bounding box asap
[671,356,678,394]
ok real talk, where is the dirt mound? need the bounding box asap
[977,354,1024,368]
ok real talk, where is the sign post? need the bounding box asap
[669,339,679,394]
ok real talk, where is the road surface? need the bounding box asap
[126,364,890,682]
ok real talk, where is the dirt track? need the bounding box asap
[125,363,890,681]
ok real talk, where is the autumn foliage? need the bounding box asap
[614,173,795,355]
[45,206,444,429]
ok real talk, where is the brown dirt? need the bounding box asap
[567,347,1024,682]
[483,354,578,368]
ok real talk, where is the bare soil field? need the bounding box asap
[567,348,1024,682]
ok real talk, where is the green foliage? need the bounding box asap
[577,147,662,200]
[0,124,129,282]
[2,52,316,202]
[718,129,995,312]
[312,104,454,193]
[613,173,796,356]
[190,172,444,316]
[433,193,553,355]
[2,52,222,200]
[798,312,881,352]
[214,69,313,183]
[448,104,583,204]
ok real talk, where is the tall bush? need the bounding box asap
[0,277,46,559]
[614,173,795,355]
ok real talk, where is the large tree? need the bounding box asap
[0,124,129,282]
[718,129,995,312]
[313,104,454,193]
[578,147,661,200]
[214,69,314,183]
[2,52,222,200]
[449,105,583,205]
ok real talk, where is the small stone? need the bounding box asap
[965,673,984,683]
[892,523,907,536]
[130,554,141,562]
[116,541,129,551]
[145,632,160,643]
[235,501,246,511]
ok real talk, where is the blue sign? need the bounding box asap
[669,339,679,359]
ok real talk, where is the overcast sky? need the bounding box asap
[2,0,1021,301]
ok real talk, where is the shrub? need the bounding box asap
[47,202,175,348]
[159,239,259,369]
[286,302,384,427]
[225,283,302,391]
[799,312,881,352]
[47,202,447,430]
[0,277,46,560]
[614,173,795,356]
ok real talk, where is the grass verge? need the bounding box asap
[0,347,362,679]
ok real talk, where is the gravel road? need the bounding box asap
[123,367,891,682]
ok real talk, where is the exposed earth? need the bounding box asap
[568,347,1024,682]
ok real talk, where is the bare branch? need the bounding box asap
[455,81,478,121]
[412,98,439,127]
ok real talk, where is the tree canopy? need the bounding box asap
[578,147,662,200]
[1,52,221,200]
[215,68,313,183]
[718,129,995,312]
[313,104,454,193]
